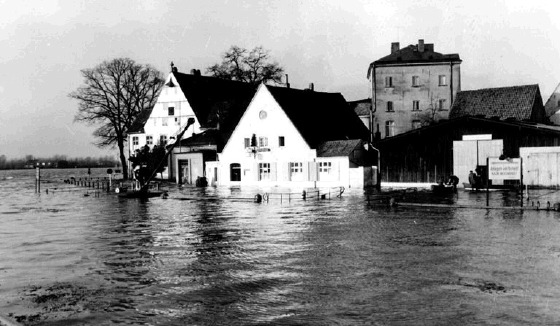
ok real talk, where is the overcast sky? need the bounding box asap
[1,0,559,159]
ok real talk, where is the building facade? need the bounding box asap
[368,39,461,138]
[217,84,377,189]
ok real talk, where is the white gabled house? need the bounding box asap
[216,84,378,189]
[128,65,256,182]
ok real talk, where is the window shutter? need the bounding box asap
[303,161,310,181]
[309,162,317,181]
[254,162,260,181]
[271,163,277,181]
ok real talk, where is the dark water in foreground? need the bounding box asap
[2,169,560,325]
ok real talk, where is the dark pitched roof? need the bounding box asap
[449,84,544,121]
[172,72,257,147]
[128,108,153,133]
[177,129,221,147]
[265,86,370,148]
[316,139,363,157]
[348,99,371,116]
[372,44,461,66]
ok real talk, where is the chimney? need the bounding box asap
[308,83,314,91]
[391,42,400,54]
[190,69,201,76]
[285,74,290,88]
[418,39,425,52]
[170,61,178,73]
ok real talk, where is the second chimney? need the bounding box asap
[391,42,400,54]
[418,39,425,52]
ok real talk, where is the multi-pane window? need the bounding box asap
[438,75,447,86]
[412,120,422,129]
[412,100,420,111]
[385,76,393,88]
[132,136,139,146]
[162,118,168,126]
[319,162,332,173]
[290,162,302,174]
[386,101,394,112]
[160,135,167,145]
[412,75,420,87]
[168,106,175,116]
[438,99,447,110]
[244,138,250,148]
[385,120,395,137]
[259,137,268,147]
[175,117,180,126]
[146,135,153,145]
[279,136,285,147]
[259,163,270,181]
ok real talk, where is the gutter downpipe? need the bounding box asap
[371,63,381,189]
[450,62,454,106]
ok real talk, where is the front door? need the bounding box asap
[179,160,190,184]
[230,163,241,182]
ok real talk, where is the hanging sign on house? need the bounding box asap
[488,158,521,180]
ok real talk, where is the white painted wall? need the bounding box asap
[217,85,361,189]
[128,73,204,157]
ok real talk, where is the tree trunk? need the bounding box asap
[117,140,129,180]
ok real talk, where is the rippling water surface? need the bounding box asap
[2,168,560,325]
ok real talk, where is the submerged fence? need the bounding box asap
[258,187,345,203]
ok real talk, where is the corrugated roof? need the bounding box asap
[316,139,362,157]
[449,84,543,121]
[266,86,370,148]
[348,99,371,116]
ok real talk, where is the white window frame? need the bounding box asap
[160,135,167,145]
[385,120,395,137]
[412,100,420,111]
[259,137,268,147]
[319,161,332,174]
[386,101,394,112]
[259,163,271,181]
[132,136,139,146]
[412,75,420,87]
[438,75,447,86]
[146,135,153,145]
[438,99,447,111]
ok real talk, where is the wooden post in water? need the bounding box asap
[486,157,490,207]
[35,167,40,193]
[520,157,523,208]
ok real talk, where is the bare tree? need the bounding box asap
[207,46,284,85]
[69,58,164,179]
[419,94,443,126]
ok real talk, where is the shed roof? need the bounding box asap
[348,99,371,116]
[449,84,543,121]
[265,86,370,148]
[316,139,363,157]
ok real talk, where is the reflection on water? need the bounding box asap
[2,169,560,325]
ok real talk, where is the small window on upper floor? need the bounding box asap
[385,120,395,137]
[244,138,250,148]
[279,136,285,147]
[438,99,447,111]
[160,135,168,145]
[439,75,447,86]
[412,76,420,87]
[168,106,175,116]
[386,101,394,112]
[385,76,393,88]
[132,136,139,146]
[146,135,153,145]
[259,137,268,147]
[412,100,420,111]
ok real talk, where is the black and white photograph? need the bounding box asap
[1,1,560,325]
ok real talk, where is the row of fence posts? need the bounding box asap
[35,167,116,194]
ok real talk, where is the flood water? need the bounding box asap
[2,168,560,325]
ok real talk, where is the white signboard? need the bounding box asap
[488,158,521,180]
[462,134,492,141]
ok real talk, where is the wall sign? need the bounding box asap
[488,158,521,180]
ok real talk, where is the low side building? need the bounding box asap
[374,116,560,186]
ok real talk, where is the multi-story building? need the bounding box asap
[545,83,560,125]
[367,39,462,138]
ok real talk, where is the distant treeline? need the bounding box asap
[0,154,120,170]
